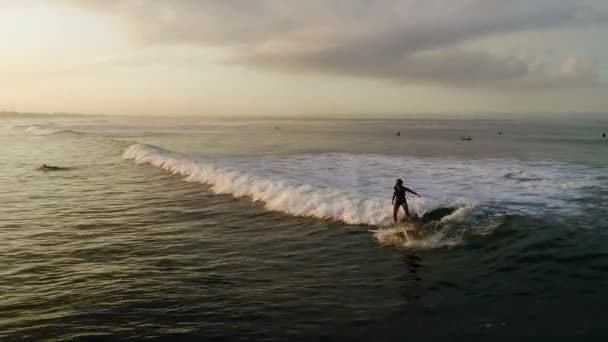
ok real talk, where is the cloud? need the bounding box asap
[61,0,607,89]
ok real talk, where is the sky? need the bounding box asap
[1,0,607,117]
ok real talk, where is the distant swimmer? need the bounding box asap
[461,136,472,141]
[603,132,606,138]
[499,131,503,135]
[37,164,70,171]
[392,178,420,225]
[397,131,401,136]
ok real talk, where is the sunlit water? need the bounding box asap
[1,115,608,340]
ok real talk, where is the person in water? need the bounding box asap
[392,178,420,224]
[40,164,59,170]
[38,164,69,171]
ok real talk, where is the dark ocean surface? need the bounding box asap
[2,115,608,341]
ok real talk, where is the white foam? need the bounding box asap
[371,226,463,249]
[440,205,472,224]
[24,125,72,136]
[503,171,543,182]
[205,153,599,217]
[123,143,604,229]
[123,144,436,226]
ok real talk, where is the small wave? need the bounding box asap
[470,214,507,237]
[440,205,472,224]
[372,209,503,249]
[504,171,543,182]
[122,143,454,227]
[24,126,75,136]
[372,226,463,249]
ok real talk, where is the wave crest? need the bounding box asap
[24,125,74,136]
[122,143,433,226]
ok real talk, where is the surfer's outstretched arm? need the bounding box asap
[404,187,419,196]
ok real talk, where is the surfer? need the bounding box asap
[38,164,70,171]
[392,178,420,224]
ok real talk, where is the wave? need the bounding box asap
[372,226,463,249]
[122,142,608,249]
[371,211,504,249]
[26,128,605,249]
[24,125,76,136]
[122,143,454,227]
[504,171,543,182]
[122,141,604,224]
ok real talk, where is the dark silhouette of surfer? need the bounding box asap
[392,178,420,224]
[38,164,71,171]
[397,131,401,136]
[461,136,472,141]
[603,132,606,138]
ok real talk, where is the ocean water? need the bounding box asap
[1,115,608,340]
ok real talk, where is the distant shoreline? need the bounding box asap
[1,111,607,121]
[0,111,104,118]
